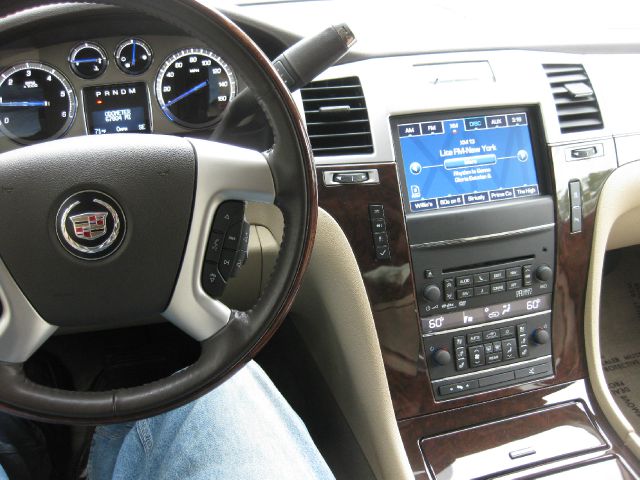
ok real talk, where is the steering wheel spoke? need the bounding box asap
[0,257,56,363]
[163,139,276,341]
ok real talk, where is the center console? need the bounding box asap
[390,107,556,401]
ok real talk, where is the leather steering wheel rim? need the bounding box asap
[0,0,317,424]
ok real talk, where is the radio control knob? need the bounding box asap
[432,348,452,366]
[423,284,441,303]
[532,328,550,345]
[535,265,553,282]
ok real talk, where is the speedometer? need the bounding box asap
[0,62,76,143]
[155,48,237,128]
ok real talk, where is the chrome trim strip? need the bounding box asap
[422,309,552,337]
[322,169,380,186]
[431,355,553,384]
[411,223,556,249]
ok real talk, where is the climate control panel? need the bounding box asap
[422,295,553,400]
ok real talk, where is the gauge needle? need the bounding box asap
[164,81,208,108]
[74,58,101,64]
[0,100,50,107]
[132,40,136,66]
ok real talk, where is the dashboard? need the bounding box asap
[0,27,245,148]
[3,2,640,480]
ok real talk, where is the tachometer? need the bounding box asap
[155,48,237,128]
[0,62,76,143]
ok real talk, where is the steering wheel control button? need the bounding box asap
[55,191,126,260]
[204,232,224,262]
[201,201,250,297]
[212,201,244,233]
[201,262,226,298]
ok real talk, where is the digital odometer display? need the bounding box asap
[83,82,151,135]
[394,110,540,212]
[0,62,76,143]
[156,48,237,128]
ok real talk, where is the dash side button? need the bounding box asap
[369,204,384,219]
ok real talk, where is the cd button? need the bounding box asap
[490,270,506,281]
[506,267,522,279]
[473,272,490,284]
[456,275,473,287]
[474,285,490,296]
[507,279,522,290]
[456,288,473,299]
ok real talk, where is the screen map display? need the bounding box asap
[83,82,151,135]
[396,112,540,212]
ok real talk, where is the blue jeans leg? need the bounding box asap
[88,360,335,480]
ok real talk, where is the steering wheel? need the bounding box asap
[0,0,316,424]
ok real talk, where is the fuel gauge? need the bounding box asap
[69,43,107,79]
[115,38,152,75]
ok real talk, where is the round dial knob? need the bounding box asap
[532,328,550,345]
[432,348,452,366]
[422,284,441,303]
[536,265,553,282]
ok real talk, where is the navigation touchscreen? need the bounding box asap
[394,110,540,213]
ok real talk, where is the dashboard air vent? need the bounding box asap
[300,76,373,156]
[543,64,604,134]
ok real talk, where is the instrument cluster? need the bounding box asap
[0,37,238,143]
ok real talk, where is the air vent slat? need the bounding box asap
[301,76,373,157]
[543,64,604,134]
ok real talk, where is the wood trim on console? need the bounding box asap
[317,162,590,420]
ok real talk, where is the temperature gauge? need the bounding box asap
[69,43,107,79]
[115,38,152,75]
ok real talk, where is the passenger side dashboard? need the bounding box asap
[296,48,640,479]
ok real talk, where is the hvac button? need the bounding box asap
[468,345,485,367]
